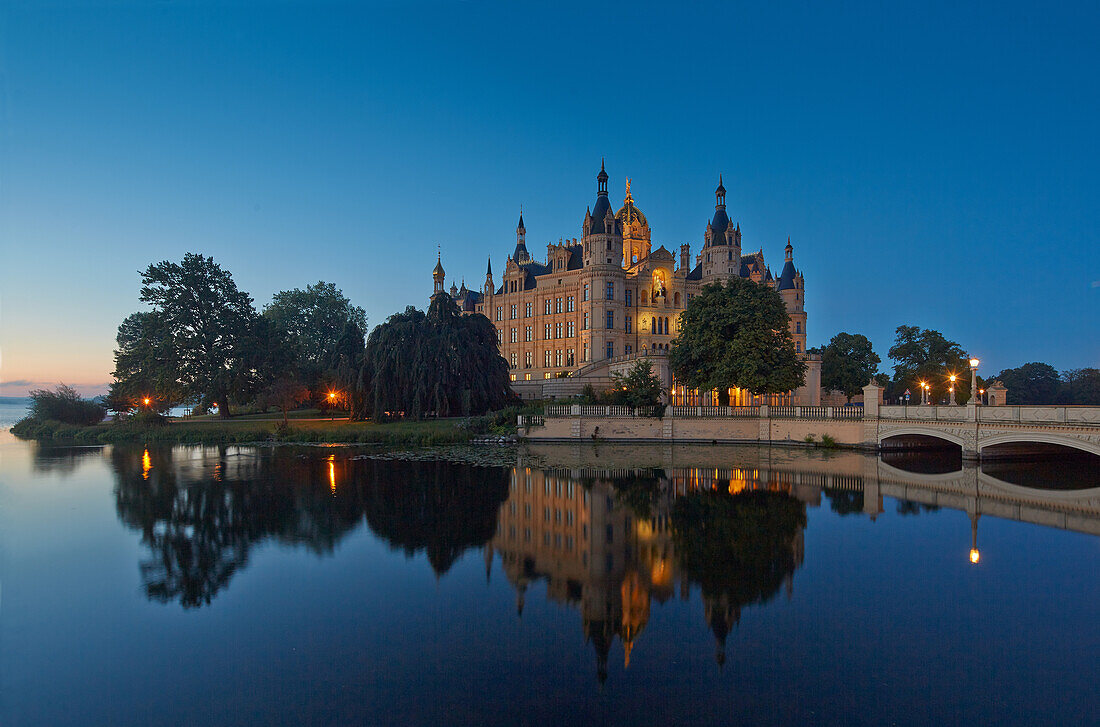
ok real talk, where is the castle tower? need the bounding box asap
[513,213,530,263]
[483,256,494,295]
[701,175,741,282]
[432,253,445,296]
[777,237,807,354]
[617,177,651,266]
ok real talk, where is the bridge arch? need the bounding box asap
[978,433,1100,458]
[879,428,966,450]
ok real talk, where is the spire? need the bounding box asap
[785,236,793,262]
[715,175,726,208]
[486,256,492,276]
[597,158,608,195]
[432,249,445,295]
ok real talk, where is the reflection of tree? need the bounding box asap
[361,459,509,575]
[896,500,941,516]
[671,489,806,663]
[823,487,863,516]
[30,444,102,476]
[671,490,806,604]
[110,446,509,608]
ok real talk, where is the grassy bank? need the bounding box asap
[11,415,511,447]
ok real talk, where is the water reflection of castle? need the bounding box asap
[489,465,807,681]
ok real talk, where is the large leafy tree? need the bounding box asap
[994,362,1061,404]
[110,311,186,412]
[887,325,971,403]
[357,294,512,420]
[137,253,265,417]
[821,332,881,402]
[263,281,367,371]
[669,279,805,404]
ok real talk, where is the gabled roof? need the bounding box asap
[686,263,703,280]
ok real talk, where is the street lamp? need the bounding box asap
[919,381,927,406]
[968,357,980,405]
[948,374,957,405]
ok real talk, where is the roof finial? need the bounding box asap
[624,176,632,204]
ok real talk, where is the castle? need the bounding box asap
[432,162,820,405]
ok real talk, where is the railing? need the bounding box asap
[545,404,864,420]
[878,405,1100,426]
[670,406,758,418]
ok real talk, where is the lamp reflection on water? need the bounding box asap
[329,455,336,495]
[142,449,152,480]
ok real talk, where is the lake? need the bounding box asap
[0,431,1096,726]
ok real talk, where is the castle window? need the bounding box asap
[525,352,532,368]
[510,374,517,381]
[555,350,562,367]
[625,290,632,307]
[525,302,532,317]
[555,297,562,313]
[583,284,589,302]
[796,342,801,353]
[707,253,711,263]
[510,352,517,368]
[625,315,632,334]
[583,312,589,330]
[496,329,502,343]
[606,342,614,359]
[544,372,551,379]
[567,348,575,366]
[605,282,614,300]
[544,323,551,340]
[625,344,632,356]
[544,350,552,367]
[796,321,801,334]
[510,328,517,343]
[510,304,517,319]
[525,326,532,342]
[606,240,613,251]
[567,321,575,337]
[583,342,589,362]
[555,322,563,339]
[567,296,575,312]
[525,373,531,380]
[606,311,614,329]
[728,250,732,260]
[544,299,552,315]
[495,306,502,321]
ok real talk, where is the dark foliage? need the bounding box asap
[27,384,105,425]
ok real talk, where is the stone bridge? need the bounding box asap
[525,382,1100,462]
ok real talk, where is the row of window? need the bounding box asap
[508,348,577,369]
[497,296,578,321]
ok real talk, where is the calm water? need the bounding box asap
[0,432,1097,726]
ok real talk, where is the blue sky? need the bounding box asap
[1,0,1097,395]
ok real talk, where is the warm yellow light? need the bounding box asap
[979,389,985,395]
[328,391,336,399]
[143,397,151,406]
[969,357,980,369]
[329,456,336,495]
[142,449,152,480]
[949,374,957,383]
[969,548,980,564]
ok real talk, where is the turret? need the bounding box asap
[432,252,445,296]
[582,159,623,267]
[680,243,690,272]
[701,175,740,282]
[513,213,530,263]
[483,256,494,295]
[777,237,807,353]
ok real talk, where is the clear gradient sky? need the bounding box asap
[1,1,1098,396]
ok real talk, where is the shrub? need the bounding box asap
[820,434,838,448]
[28,385,105,426]
[803,434,816,444]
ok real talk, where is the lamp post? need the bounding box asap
[948,374,957,405]
[968,357,980,405]
[919,381,926,406]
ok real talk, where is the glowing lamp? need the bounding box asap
[969,548,980,564]
[969,357,980,369]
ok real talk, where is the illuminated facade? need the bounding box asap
[432,163,819,404]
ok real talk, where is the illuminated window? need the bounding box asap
[544,299,552,315]
[495,306,503,321]
[524,373,531,380]
[525,351,532,368]
[544,323,551,339]
[583,284,589,301]
[525,326,532,342]
[544,372,551,379]
[567,321,575,337]
[555,349,562,367]
[510,328,517,343]
[555,297,562,313]
[566,348,575,366]
[567,296,575,312]
[555,322,562,338]
[496,328,502,343]
[583,312,589,330]
[544,350,552,367]
[510,304,517,319]
[525,302,532,317]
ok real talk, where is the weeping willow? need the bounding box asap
[356,294,513,419]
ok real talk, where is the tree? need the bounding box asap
[669,279,805,404]
[821,332,881,403]
[263,281,367,371]
[259,376,312,425]
[27,384,105,425]
[111,312,186,413]
[1061,368,1100,405]
[887,326,971,404]
[138,253,265,417]
[994,362,1061,404]
[357,295,513,420]
[609,358,665,409]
